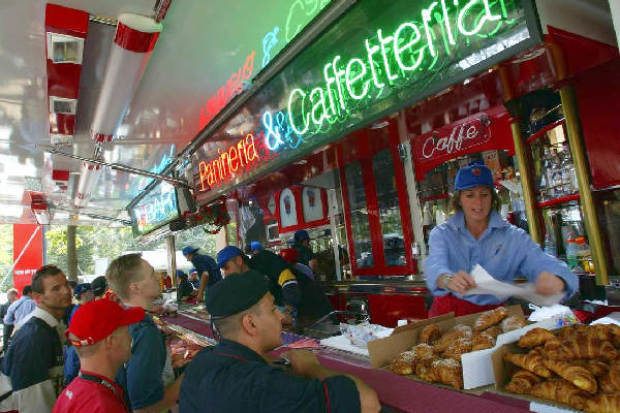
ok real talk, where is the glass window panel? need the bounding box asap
[373,149,406,267]
[345,162,373,268]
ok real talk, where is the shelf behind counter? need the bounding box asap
[162,305,531,413]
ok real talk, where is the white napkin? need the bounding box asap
[465,264,564,307]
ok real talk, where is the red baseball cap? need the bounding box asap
[280,248,299,264]
[67,299,145,346]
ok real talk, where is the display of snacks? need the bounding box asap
[503,323,620,413]
[387,307,525,390]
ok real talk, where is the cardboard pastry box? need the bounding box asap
[368,305,558,390]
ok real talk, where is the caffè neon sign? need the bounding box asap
[286,0,508,136]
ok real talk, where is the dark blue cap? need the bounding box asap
[294,230,310,242]
[206,270,270,318]
[454,162,494,190]
[91,276,107,296]
[250,241,262,251]
[217,246,243,268]
[74,283,92,298]
[182,246,199,256]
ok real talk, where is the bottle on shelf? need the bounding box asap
[543,232,557,257]
[565,238,578,270]
[574,236,592,273]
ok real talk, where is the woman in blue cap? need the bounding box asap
[425,162,578,317]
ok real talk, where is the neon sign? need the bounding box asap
[192,0,538,203]
[286,0,516,136]
[131,180,178,235]
[421,116,490,159]
[198,132,260,190]
[199,51,256,129]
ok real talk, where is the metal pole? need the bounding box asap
[558,86,609,285]
[497,66,543,245]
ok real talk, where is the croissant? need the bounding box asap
[530,379,588,410]
[518,328,557,348]
[503,352,552,378]
[504,369,542,394]
[584,393,620,413]
[555,324,589,340]
[541,358,598,393]
[501,315,527,333]
[483,325,503,338]
[419,324,442,345]
[442,337,472,361]
[472,332,495,351]
[573,359,610,377]
[474,307,508,332]
[589,324,620,346]
[423,359,463,390]
[415,355,439,378]
[599,365,620,394]
[546,336,618,361]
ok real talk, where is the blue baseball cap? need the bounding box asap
[74,283,92,298]
[250,241,262,252]
[454,162,494,190]
[217,246,244,268]
[182,246,200,256]
[294,230,310,242]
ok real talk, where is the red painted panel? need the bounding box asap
[368,294,428,327]
[546,27,619,78]
[12,224,43,296]
[46,60,82,99]
[572,58,620,189]
[50,113,76,135]
[45,4,88,38]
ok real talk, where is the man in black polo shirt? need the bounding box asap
[179,270,380,413]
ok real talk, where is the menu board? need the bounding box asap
[130,180,179,236]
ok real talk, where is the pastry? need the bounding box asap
[389,350,416,375]
[573,359,610,377]
[411,343,435,360]
[423,358,463,390]
[483,325,503,338]
[504,369,542,394]
[419,324,441,345]
[442,337,472,361]
[472,332,495,351]
[435,329,467,353]
[501,315,527,333]
[518,328,557,348]
[541,358,598,393]
[545,336,618,361]
[599,364,620,394]
[503,352,552,378]
[474,307,509,332]
[452,324,473,339]
[530,379,588,411]
[585,393,620,413]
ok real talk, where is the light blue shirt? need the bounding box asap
[424,211,578,305]
[3,296,36,326]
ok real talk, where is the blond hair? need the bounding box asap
[105,253,147,302]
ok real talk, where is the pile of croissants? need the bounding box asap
[503,324,620,413]
[388,307,525,389]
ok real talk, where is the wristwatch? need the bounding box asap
[440,274,453,290]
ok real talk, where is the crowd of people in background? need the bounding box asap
[0,228,378,413]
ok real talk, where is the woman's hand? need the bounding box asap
[535,271,565,295]
[443,271,476,294]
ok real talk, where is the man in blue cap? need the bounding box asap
[179,270,380,413]
[217,246,333,328]
[293,230,318,272]
[182,246,222,303]
[425,162,577,317]
[63,283,94,385]
[249,241,263,255]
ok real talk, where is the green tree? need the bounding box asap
[0,224,13,291]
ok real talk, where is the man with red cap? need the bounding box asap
[52,299,145,413]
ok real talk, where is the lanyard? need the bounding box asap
[78,372,124,404]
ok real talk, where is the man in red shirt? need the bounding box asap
[52,299,144,413]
